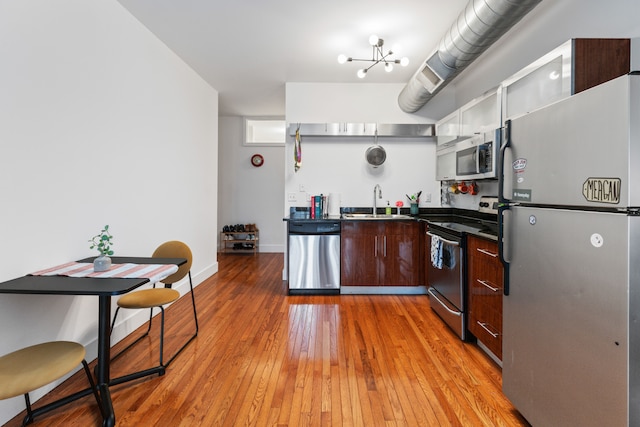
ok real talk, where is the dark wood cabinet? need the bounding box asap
[341,221,421,286]
[341,221,378,286]
[572,38,630,94]
[467,235,503,360]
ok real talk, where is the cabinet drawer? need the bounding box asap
[469,314,502,360]
[468,237,503,287]
[469,277,503,314]
[467,235,503,360]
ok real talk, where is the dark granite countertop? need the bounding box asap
[285,207,498,241]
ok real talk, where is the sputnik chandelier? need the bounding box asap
[338,35,409,78]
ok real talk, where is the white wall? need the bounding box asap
[0,1,218,423]
[285,83,442,213]
[218,117,285,252]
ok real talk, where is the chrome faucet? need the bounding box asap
[373,184,382,216]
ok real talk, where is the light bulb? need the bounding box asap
[337,54,348,64]
[385,63,393,72]
[369,35,379,46]
[357,69,367,79]
[400,57,409,67]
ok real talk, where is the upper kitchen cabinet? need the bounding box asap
[435,110,460,147]
[459,88,500,136]
[501,38,630,123]
[435,87,500,148]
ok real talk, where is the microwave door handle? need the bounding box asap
[475,146,480,174]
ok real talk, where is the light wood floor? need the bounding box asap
[5,253,529,426]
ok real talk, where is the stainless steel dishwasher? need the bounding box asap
[288,221,340,295]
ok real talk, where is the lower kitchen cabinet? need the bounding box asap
[341,220,421,286]
[467,235,503,360]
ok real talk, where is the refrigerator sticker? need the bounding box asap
[582,178,621,204]
[513,158,527,183]
[512,158,527,170]
[590,233,604,248]
[512,189,532,202]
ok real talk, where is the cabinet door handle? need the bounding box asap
[477,279,499,292]
[476,248,498,257]
[374,236,378,257]
[477,321,499,338]
[383,235,387,257]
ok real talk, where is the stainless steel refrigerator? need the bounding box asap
[499,73,640,426]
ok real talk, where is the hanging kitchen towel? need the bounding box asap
[443,245,456,270]
[294,126,302,172]
[430,235,443,269]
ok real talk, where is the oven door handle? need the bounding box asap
[428,288,462,317]
[426,232,460,246]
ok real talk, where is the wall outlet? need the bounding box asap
[424,193,431,203]
[288,193,297,202]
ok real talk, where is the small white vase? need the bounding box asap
[94,255,112,272]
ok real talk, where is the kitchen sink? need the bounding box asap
[343,213,412,220]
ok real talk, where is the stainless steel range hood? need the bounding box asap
[398,0,541,113]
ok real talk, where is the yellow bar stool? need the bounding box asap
[110,241,198,368]
[0,341,102,426]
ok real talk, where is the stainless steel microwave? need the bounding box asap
[455,130,498,180]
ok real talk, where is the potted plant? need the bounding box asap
[89,225,114,272]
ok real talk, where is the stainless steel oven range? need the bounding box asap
[426,223,467,340]
[427,197,499,340]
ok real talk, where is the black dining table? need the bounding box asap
[0,256,186,427]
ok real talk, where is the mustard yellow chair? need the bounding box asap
[111,241,198,368]
[0,341,102,425]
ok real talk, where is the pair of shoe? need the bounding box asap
[233,242,254,250]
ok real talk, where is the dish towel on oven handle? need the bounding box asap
[430,235,443,269]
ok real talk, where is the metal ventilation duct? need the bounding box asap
[398,0,541,113]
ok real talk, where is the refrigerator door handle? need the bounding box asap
[498,203,511,296]
[498,120,511,204]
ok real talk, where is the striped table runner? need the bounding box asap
[32,262,179,284]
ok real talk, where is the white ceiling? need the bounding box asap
[117,0,468,117]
